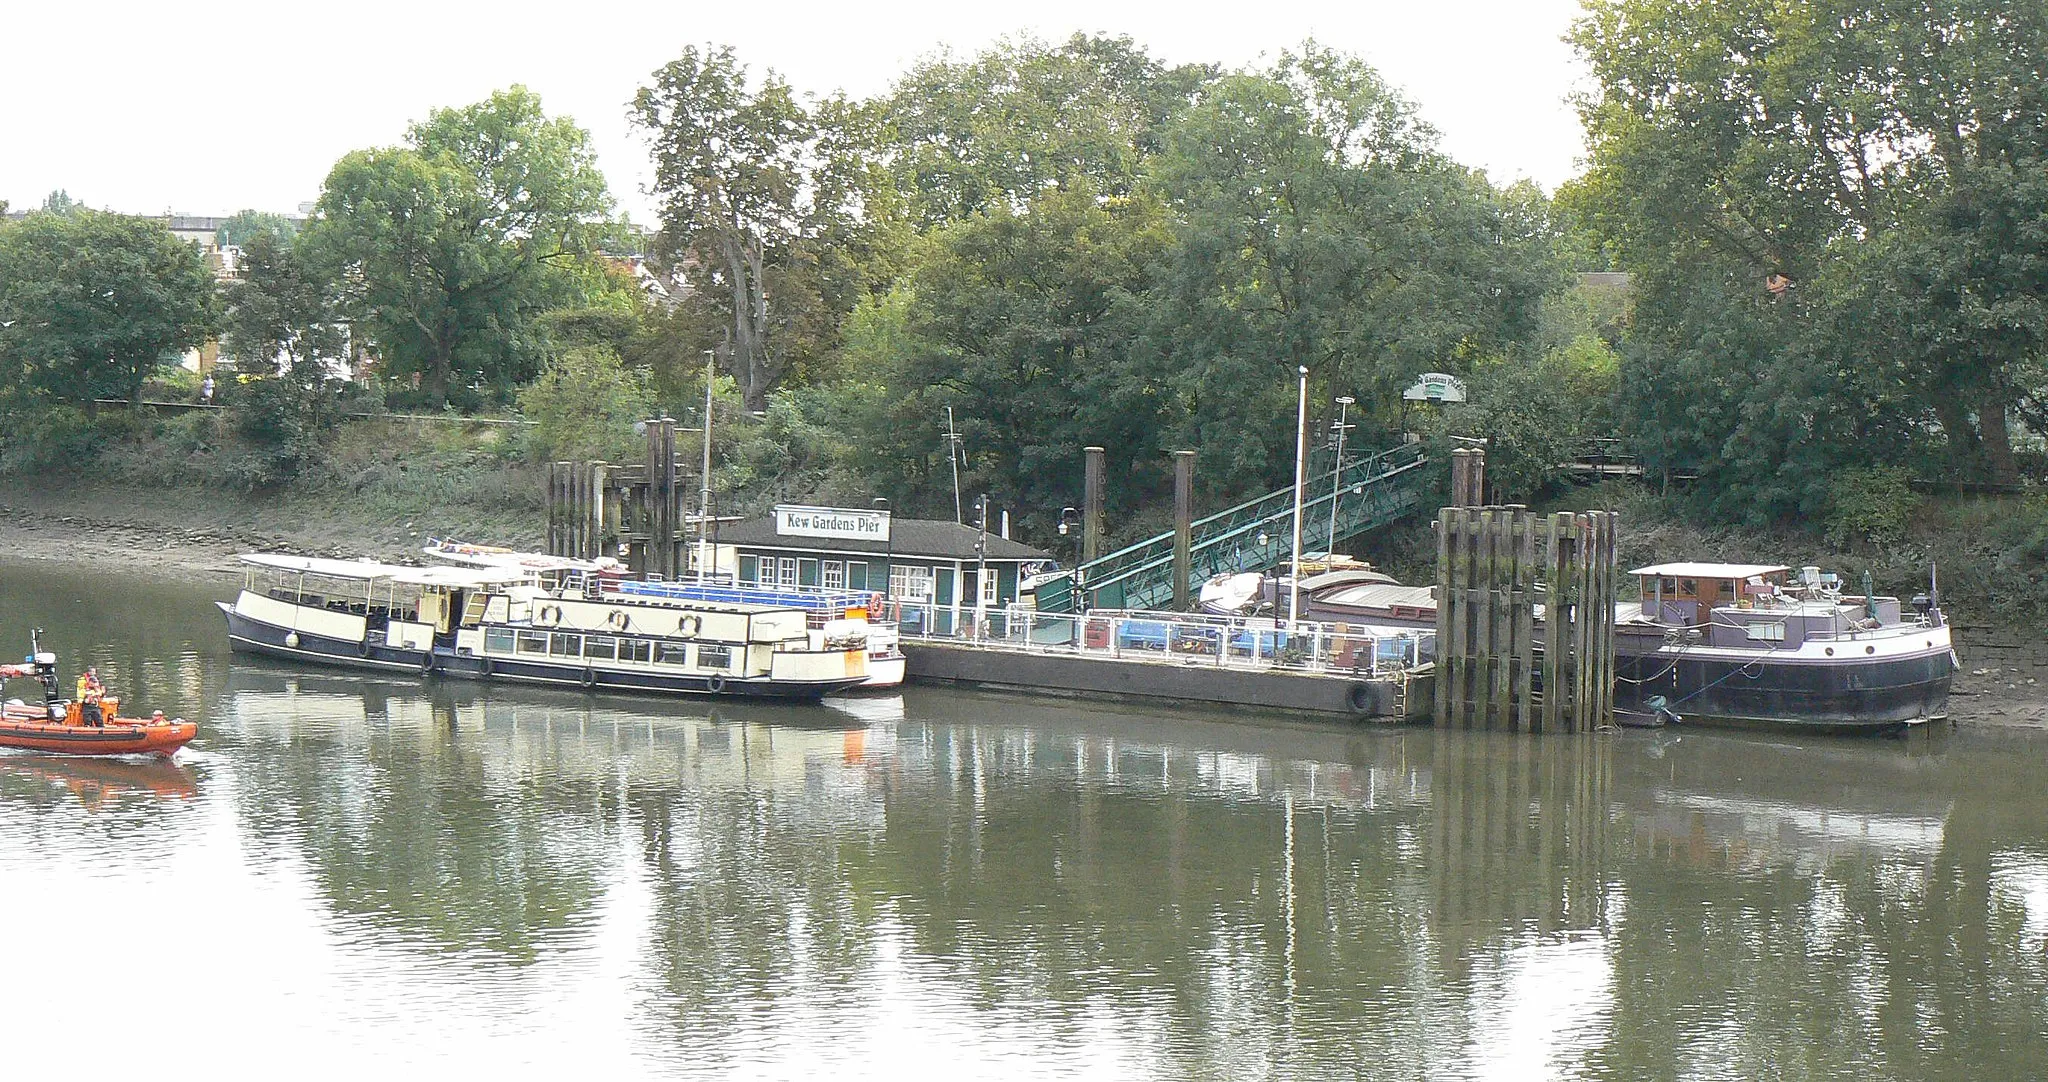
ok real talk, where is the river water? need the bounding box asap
[1,558,2045,1080]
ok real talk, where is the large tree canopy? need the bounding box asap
[0,208,218,403]
[1573,0,2048,509]
[308,85,614,408]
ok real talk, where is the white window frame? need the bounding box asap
[891,564,933,603]
[777,557,798,587]
[979,568,999,607]
[823,560,846,590]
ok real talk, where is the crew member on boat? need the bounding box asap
[75,666,104,726]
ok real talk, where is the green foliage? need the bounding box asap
[0,208,219,404]
[227,363,345,488]
[222,230,344,371]
[515,347,654,463]
[40,190,80,215]
[308,85,615,409]
[215,210,300,250]
[1439,336,1622,503]
[1824,466,1917,550]
[1574,0,2048,498]
[633,46,903,410]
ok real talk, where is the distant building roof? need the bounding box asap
[717,514,1054,562]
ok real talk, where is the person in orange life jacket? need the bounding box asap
[75,667,104,726]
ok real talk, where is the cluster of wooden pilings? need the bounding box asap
[543,416,690,580]
[1431,506,1619,732]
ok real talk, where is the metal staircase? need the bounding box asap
[1035,443,1430,613]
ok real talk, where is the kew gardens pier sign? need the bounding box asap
[774,505,892,542]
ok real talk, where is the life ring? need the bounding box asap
[478,657,493,677]
[537,604,562,626]
[678,614,702,638]
[706,673,727,695]
[580,667,597,690]
[1347,683,1374,715]
[607,610,630,631]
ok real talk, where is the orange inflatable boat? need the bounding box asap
[0,639,197,759]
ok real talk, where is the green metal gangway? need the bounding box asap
[1034,443,1431,613]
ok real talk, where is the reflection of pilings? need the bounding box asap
[1428,730,1614,962]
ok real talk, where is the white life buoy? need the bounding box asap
[608,610,630,631]
[537,604,562,626]
[678,614,701,638]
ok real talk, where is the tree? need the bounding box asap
[882,34,1215,227]
[516,346,654,463]
[1146,45,1558,497]
[308,86,614,409]
[221,229,343,373]
[0,208,218,403]
[1573,0,2048,491]
[215,209,300,250]
[633,46,898,411]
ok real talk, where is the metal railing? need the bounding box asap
[885,600,1433,678]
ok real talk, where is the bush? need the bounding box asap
[515,347,654,463]
[1824,466,1917,550]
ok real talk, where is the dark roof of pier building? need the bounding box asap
[717,515,1054,562]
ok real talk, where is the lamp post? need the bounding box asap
[1326,395,1354,553]
[1289,365,1308,628]
[944,405,965,525]
[873,496,892,613]
[697,349,715,583]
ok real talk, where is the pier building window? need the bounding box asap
[846,561,868,591]
[584,636,617,660]
[516,631,547,655]
[777,557,798,586]
[823,561,846,590]
[549,633,580,656]
[979,570,998,608]
[891,565,933,603]
[623,639,652,663]
[655,642,692,665]
[697,644,733,670]
[485,628,515,654]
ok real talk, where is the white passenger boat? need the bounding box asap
[218,554,870,700]
[421,540,907,688]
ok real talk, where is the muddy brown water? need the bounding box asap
[2,557,2045,1079]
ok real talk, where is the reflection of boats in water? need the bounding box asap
[1617,729,1952,872]
[218,664,894,819]
[0,752,199,803]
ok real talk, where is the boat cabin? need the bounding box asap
[1632,562,1790,627]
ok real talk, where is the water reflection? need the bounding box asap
[4,556,2048,1077]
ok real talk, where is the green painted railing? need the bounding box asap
[1035,443,1430,613]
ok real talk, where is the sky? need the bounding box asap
[2,0,1591,225]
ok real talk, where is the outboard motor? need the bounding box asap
[27,628,61,721]
[1647,694,1684,727]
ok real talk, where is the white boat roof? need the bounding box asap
[240,553,529,588]
[423,542,620,574]
[1629,562,1791,580]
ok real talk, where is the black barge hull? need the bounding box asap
[220,604,865,701]
[1615,648,1953,732]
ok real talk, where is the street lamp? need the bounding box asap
[697,349,715,583]
[1289,365,1308,628]
[873,496,892,614]
[1326,395,1355,555]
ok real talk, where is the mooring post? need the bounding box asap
[1172,450,1195,611]
[1083,446,1106,565]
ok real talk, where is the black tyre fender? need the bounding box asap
[478,657,493,678]
[706,673,728,695]
[357,637,373,658]
[1347,683,1374,715]
[421,655,436,676]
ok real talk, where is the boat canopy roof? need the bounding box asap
[1629,562,1790,581]
[239,553,530,588]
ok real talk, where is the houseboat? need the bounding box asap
[422,541,906,688]
[1615,563,1953,732]
[219,554,870,700]
[1293,561,1954,732]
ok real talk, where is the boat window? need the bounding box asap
[516,630,548,655]
[655,642,692,666]
[697,644,733,670]
[1745,623,1787,642]
[549,633,580,656]
[1679,579,1698,598]
[622,639,652,663]
[485,628,515,654]
[584,636,617,660]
